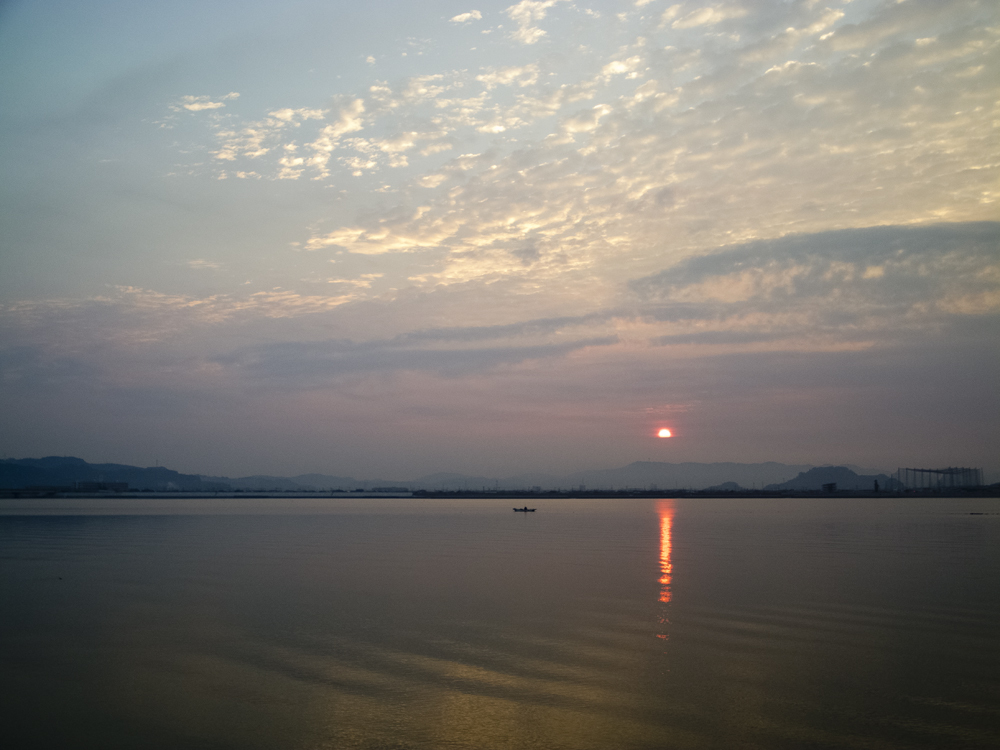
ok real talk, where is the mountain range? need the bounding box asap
[1,456,895,492]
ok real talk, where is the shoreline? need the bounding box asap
[1,488,997,500]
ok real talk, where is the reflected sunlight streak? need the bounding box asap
[657,500,674,604]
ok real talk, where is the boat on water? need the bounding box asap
[513,507,536,512]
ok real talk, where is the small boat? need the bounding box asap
[513,507,536,512]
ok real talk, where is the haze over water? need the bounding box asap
[2,496,999,749]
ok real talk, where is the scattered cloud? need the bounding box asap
[671,4,748,30]
[213,334,619,385]
[171,92,240,112]
[7,0,998,473]
[476,63,540,89]
[187,259,223,270]
[7,223,995,368]
[506,0,568,44]
[631,223,1000,344]
[450,10,483,24]
[214,107,326,163]
[601,56,643,79]
[303,99,366,178]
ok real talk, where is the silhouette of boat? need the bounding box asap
[513,507,536,512]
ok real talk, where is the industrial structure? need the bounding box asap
[894,467,983,490]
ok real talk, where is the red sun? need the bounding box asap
[657,428,672,438]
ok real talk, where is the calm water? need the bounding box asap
[2,496,999,749]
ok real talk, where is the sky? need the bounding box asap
[1,0,998,480]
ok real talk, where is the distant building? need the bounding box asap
[822,483,837,493]
[371,486,409,493]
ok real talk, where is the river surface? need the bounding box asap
[2,496,999,749]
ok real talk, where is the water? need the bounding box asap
[2,496,999,749]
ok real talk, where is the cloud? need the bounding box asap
[0,345,96,391]
[0,287,364,352]
[419,12,995,286]
[163,1,999,306]
[671,5,748,30]
[554,102,611,140]
[506,0,568,44]
[474,78,599,133]
[187,259,223,270]
[339,126,451,172]
[213,334,619,385]
[310,221,992,364]
[601,56,643,78]
[630,222,1000,347]
[214,107,327,163]
[815,0,987,53]
[5,223,997,476]
[181,98,224,112]
[304,99,366,178]
[172,92,239,112]
[366,73,463,113]
[327,273,384,289]
[450,10,483,24]
[6,226,996,447]
[8,0,1000,478]
[305,222,455,255]
[476,64,540,89]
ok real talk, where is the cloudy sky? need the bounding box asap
[1,0,997,479]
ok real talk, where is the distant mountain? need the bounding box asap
[216,475,315,491]
[843,464,892,477]
[201,464,823,492]
[3,456,896,494]
[0,456,220,491]
[561,461,812,491]
[209,474,406,491]
[764,466,892,491]
[410,472,507,490]
[376,464,813,491]
[705,481,744,491]
[292,473,361,489]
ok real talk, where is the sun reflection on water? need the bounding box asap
[658,500,674,604]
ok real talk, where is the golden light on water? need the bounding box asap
[658,500,674,604]
[657,428,672,438]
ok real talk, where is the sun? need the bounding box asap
[657,428,672,438]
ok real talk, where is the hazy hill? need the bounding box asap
[411,472,514,490]
[205,464,826,492]
[209,475,314,491]
[208,474,403,491]
[292,473,361,489]
[404,463,815,491]
[4,456,896,493]
[705,481,744,491]
[562,461,812,490]
[765,466,892,491]
[0,456,218,491]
